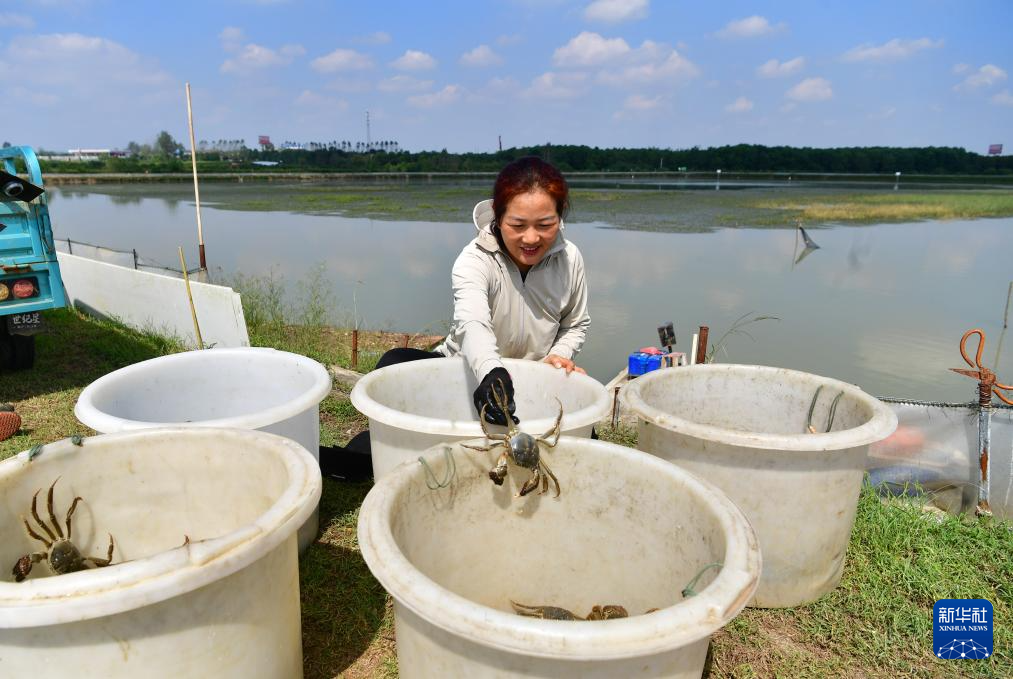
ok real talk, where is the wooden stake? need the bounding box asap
[179,247,204,350]
[185,83,207,271]
[698,326,710,365]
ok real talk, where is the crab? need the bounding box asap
[11,478,115,582]
[511,601,661,620]
[463,379,563,497]
[511,601,632,620]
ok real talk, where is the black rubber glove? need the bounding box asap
[472,367,519,426]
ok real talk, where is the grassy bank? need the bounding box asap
[1,308,1010,678]
[754,191,1013,223]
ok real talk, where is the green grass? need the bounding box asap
[709,488,1012,678]
[3,310,1011,678]
[754,191,1013,223]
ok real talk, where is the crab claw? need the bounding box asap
[12,555,32,582]
[518,472,541,497]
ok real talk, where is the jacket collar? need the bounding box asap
[472,199,566,258]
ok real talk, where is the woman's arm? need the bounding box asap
[447,248,505,381]
[547,248,590,364]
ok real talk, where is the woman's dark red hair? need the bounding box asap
[491,156,569,227]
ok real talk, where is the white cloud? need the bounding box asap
[355,31,391,45]
[786,77,832,102]
[9,85,58,106]
[841,37,943,62]
[392,49,437,71]
[407,84,460,107]
[1,33,171,88]
[955,64,1007,90]
[496,34,523,46]
[952,63,969,74]
[459,45,502,67]
[716,16,784,39]
[219,26,245,51]
[584,0,649,24]
[221,43,304,74]
[757,57,804,78]
[0,33,174,114]
[613,93,662,119]
[523,71,588,99]
[868,106,897,120]
[597,46,699,85]
[0,13,35,29]
[378,75,434,92]
[294,90,348,110]
[725,96,754,113]
[323,77,372,93]
[992,90,1013,107]
[553,32,630,67]
[311,48,373,73]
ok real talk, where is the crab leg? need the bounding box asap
[22,517,52,548]
[538,399,564,446]
[86,535,115,567]
[64,496,83,540]
[30,490,57,542]
[47,479,64,539]
[539,459,561,498]
[510,600,580,620]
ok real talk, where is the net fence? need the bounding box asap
[55,238,207,281]
[870,398,1013,516]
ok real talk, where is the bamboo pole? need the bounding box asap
[178,247,204,350]
[185,83,207,271]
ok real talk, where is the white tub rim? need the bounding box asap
[357,436,761,660]
[350,357,610,437]
[622,364,898,452]
[0,427,322,629]
[74,347,332,433]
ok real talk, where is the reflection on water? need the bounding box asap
[45,184,1013,402]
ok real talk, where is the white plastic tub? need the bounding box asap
[350,357,610,480]
[623,364,897,608]
[358,436,760,678]
[74,347,331,552]
[0,427,320,678]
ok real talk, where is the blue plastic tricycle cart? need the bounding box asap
[0,145,66,370]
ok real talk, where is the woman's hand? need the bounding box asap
[544,354,586,375]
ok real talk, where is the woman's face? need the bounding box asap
[498,189,561,273]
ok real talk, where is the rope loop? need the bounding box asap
[419,446,456,490]
[682,562,723,598]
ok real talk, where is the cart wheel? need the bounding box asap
[11,334,35,370]
[0,328,34,371]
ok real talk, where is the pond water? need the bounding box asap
[45,182,1013,402]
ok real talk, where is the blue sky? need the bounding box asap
[4,0,1011,153]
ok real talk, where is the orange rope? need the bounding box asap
[959,329,1013,405]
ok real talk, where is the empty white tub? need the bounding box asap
[623,364,897,608]
[74,347,331,552]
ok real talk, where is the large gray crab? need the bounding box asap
[11,478,115,582]
[463,379,563,497]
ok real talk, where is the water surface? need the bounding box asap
[46,183,1013,402]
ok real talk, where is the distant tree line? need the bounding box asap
[219,143,1013,175]
[39,134,1013,175]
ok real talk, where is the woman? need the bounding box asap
[325,156,589,477]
